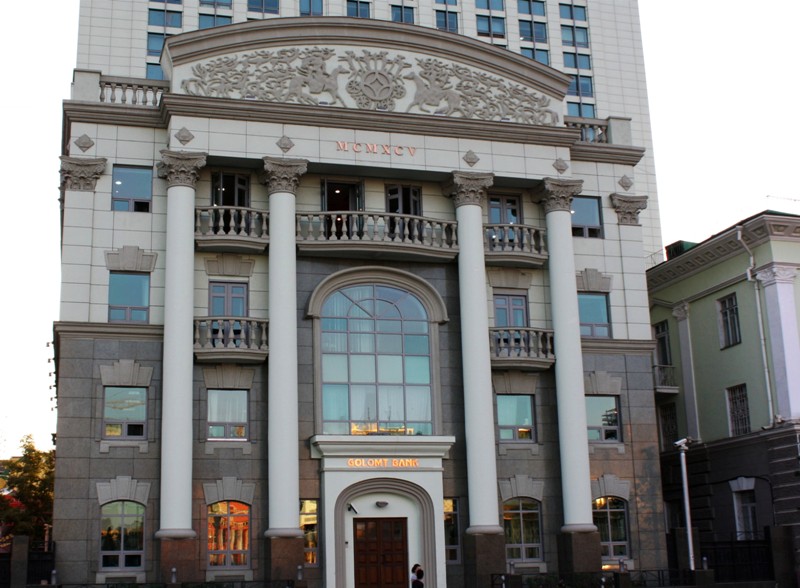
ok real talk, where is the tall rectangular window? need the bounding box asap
[562,25,588,47]
[112,166,153,212]
[444,498,461,563]
[727,384,750,436]
[207,501,249,567]
[586,395,620,441]
[248,0,279,12]
[109,273,150,323]
[718,293,742,348]
[300,0,323,15]
[497,395,535,441]
[733,490,757,540]
[103,387,147,439]
[101,501,145,569]
[207,389,248,440]
[391,5,414,22]
[519,20,547,42]
[578,293,610,338]
[300,500,319,565]
[436,10,458,32]
[571,196,602,237]
[658,403,678,450]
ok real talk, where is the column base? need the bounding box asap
[159,535,200,583]
[557,530,601,574]
[265,535,305,583]
[463,532,506,588]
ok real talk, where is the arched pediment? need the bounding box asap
[163,17,569,126]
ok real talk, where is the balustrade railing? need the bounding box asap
[98,76,168,106]
[295,211,457,250]
[193,317,268,351]
[489,327,555,361]
[653,364,678,388]
[564,116,609,144]
[195,206,269,240]
[484,224,547,256]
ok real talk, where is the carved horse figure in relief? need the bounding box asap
[403,71,462,116]
[284,65,349,106]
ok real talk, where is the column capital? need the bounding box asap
[443,171,494,208]
[534,177,584,214]
[157,149,207,188]
[610,193,648,226]
[59,155,106,191]
[756,264,798,287]
[672,302,689,322]
[261,156,308,195]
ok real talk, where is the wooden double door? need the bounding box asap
[353,518,408,588]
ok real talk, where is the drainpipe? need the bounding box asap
[736,226,774,426]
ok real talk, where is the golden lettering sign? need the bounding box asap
[336,141,417,157]
[347,457,420,468]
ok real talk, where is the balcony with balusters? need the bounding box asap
[489,327,555,371]
[193,317,269,363]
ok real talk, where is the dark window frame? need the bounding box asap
[391,5,414,22]
[718,293,742,348]
[727,384,750,436]
[300,0,323,16]
[435,9,459,32]
[346,0,371,17]
[147,8,183,27]
[248,0,279,12]
[207,501,251,568]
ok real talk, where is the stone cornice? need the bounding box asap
[157,149,207,188]
[63,101,164,129]
[54,321,165,341]
[580,338,655,355]
[569,143,646,166]
[443,172,494,207]
[59,155,106,191]
[261,157,309,195]
[532,177,584,214]
[610,193,648,226]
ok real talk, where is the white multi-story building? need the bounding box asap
[54,0,667,585]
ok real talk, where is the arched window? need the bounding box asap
[100,500,145,569]
[503,498,543,562]
[592,496,629,558]
[207,501,251,568]
[320,284,433,435]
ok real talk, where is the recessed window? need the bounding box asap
[578,293,610,338]
[564,52,591,69]
[100,501,145,569]
[497,395,535,441]
[103,387,147,439]
[503,498,543,562]
[559,3,586,20]
[571,196,602,237]
[592,496,628,558]
[567,102,595,118]
[146,63,165,80]
[658,403,678,450]
[519,20,547,42]
[654,320,672,367]
[207,501,250,567]
[112,166,153,212]
[436,10,458,32]
[199,13,232,28]
[147,32,169,56]
[391,5,414,22]
[718,293,742,348]
[300,499,319,566]
[476,0,503,10]
[436,0,457,5]
[586,395,619,442]
[567,74,593,97]
[207,389,248,440]
[517,0,544,15]
[520,48,549,65]
[444,498,461,563]
[248,0,279,11]
[562,24,588,47]
[477,15,505,38]
[300,0,323,15]
[200,0,232,5]
[151,0,182,3]
[109,272,150,323]
[727,384,750,436]
[347,0,370,17]
[148,8,182,27]
[733,489,757,540]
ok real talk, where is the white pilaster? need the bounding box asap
[447,172,503,535]
[537,178,594,532]
[155,150,206,538]
[262,157,308,537]
[756,265,800,419]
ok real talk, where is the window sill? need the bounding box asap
[207,570,253,582]
[99,440,149,454]
[498,442,539,456]
[96,572,146,584]
[203,440,253,455]
[588,442,625,455]
[509,562,547,574]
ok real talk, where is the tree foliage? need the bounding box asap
[0,435,54,541]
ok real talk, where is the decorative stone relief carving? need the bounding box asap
[533,177,583,214]
[180,47,560,126]
[261,156,308,194]
[99,360,154,387]
[462,150,480,167]
[591,474,630,501]
[756,264,798,286]
[491,371,538,395]
[204,254,255,278]
[174,127,195,145]
[618,175,633,191]
[610,193,648,226]
[728,476,755,492]
[444,171,494,207]
[672,303,689,322]
[552,158,569,175]
[584,371,622,395]
[487,268,533,289]
[59,156,106,191]
[203,477,255,505]
[105,245,158,272]
[499,474,544,502]
[97,476,151,506]
[157,150,207,188]
[203,365,255,389]
[74,134,95,152]
[276,136,295,153]
[576,268,612,292]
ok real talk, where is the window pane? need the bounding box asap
[109,273,150,306]
[350,355,376,382]
[377,355,403,383]
[113,167,152,201]
[578,293,608,324]
[586,396,616,427]
[404,356,430,384]
[322,354,348,381]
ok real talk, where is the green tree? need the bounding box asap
[0,435,54,542]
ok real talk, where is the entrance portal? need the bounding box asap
[353,518,408,588]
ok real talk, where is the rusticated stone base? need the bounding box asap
[557,531,601,573]
[265,536,305,582]
[462,532,506,588]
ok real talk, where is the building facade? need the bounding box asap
[647,211,800,585]
[54,1,667,585]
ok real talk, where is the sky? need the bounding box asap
[1,1,799,458]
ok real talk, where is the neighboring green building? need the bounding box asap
[647,210,800,585]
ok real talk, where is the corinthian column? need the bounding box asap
[445,172,503,535]
[535,178,597,549]
[262,157,308,537]
[155,149,206,538]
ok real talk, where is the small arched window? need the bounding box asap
[207,501,251,568]
[592,496,629,558]
[100,500,145,569]
[503,497,543,562]
[320,284,433,435]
